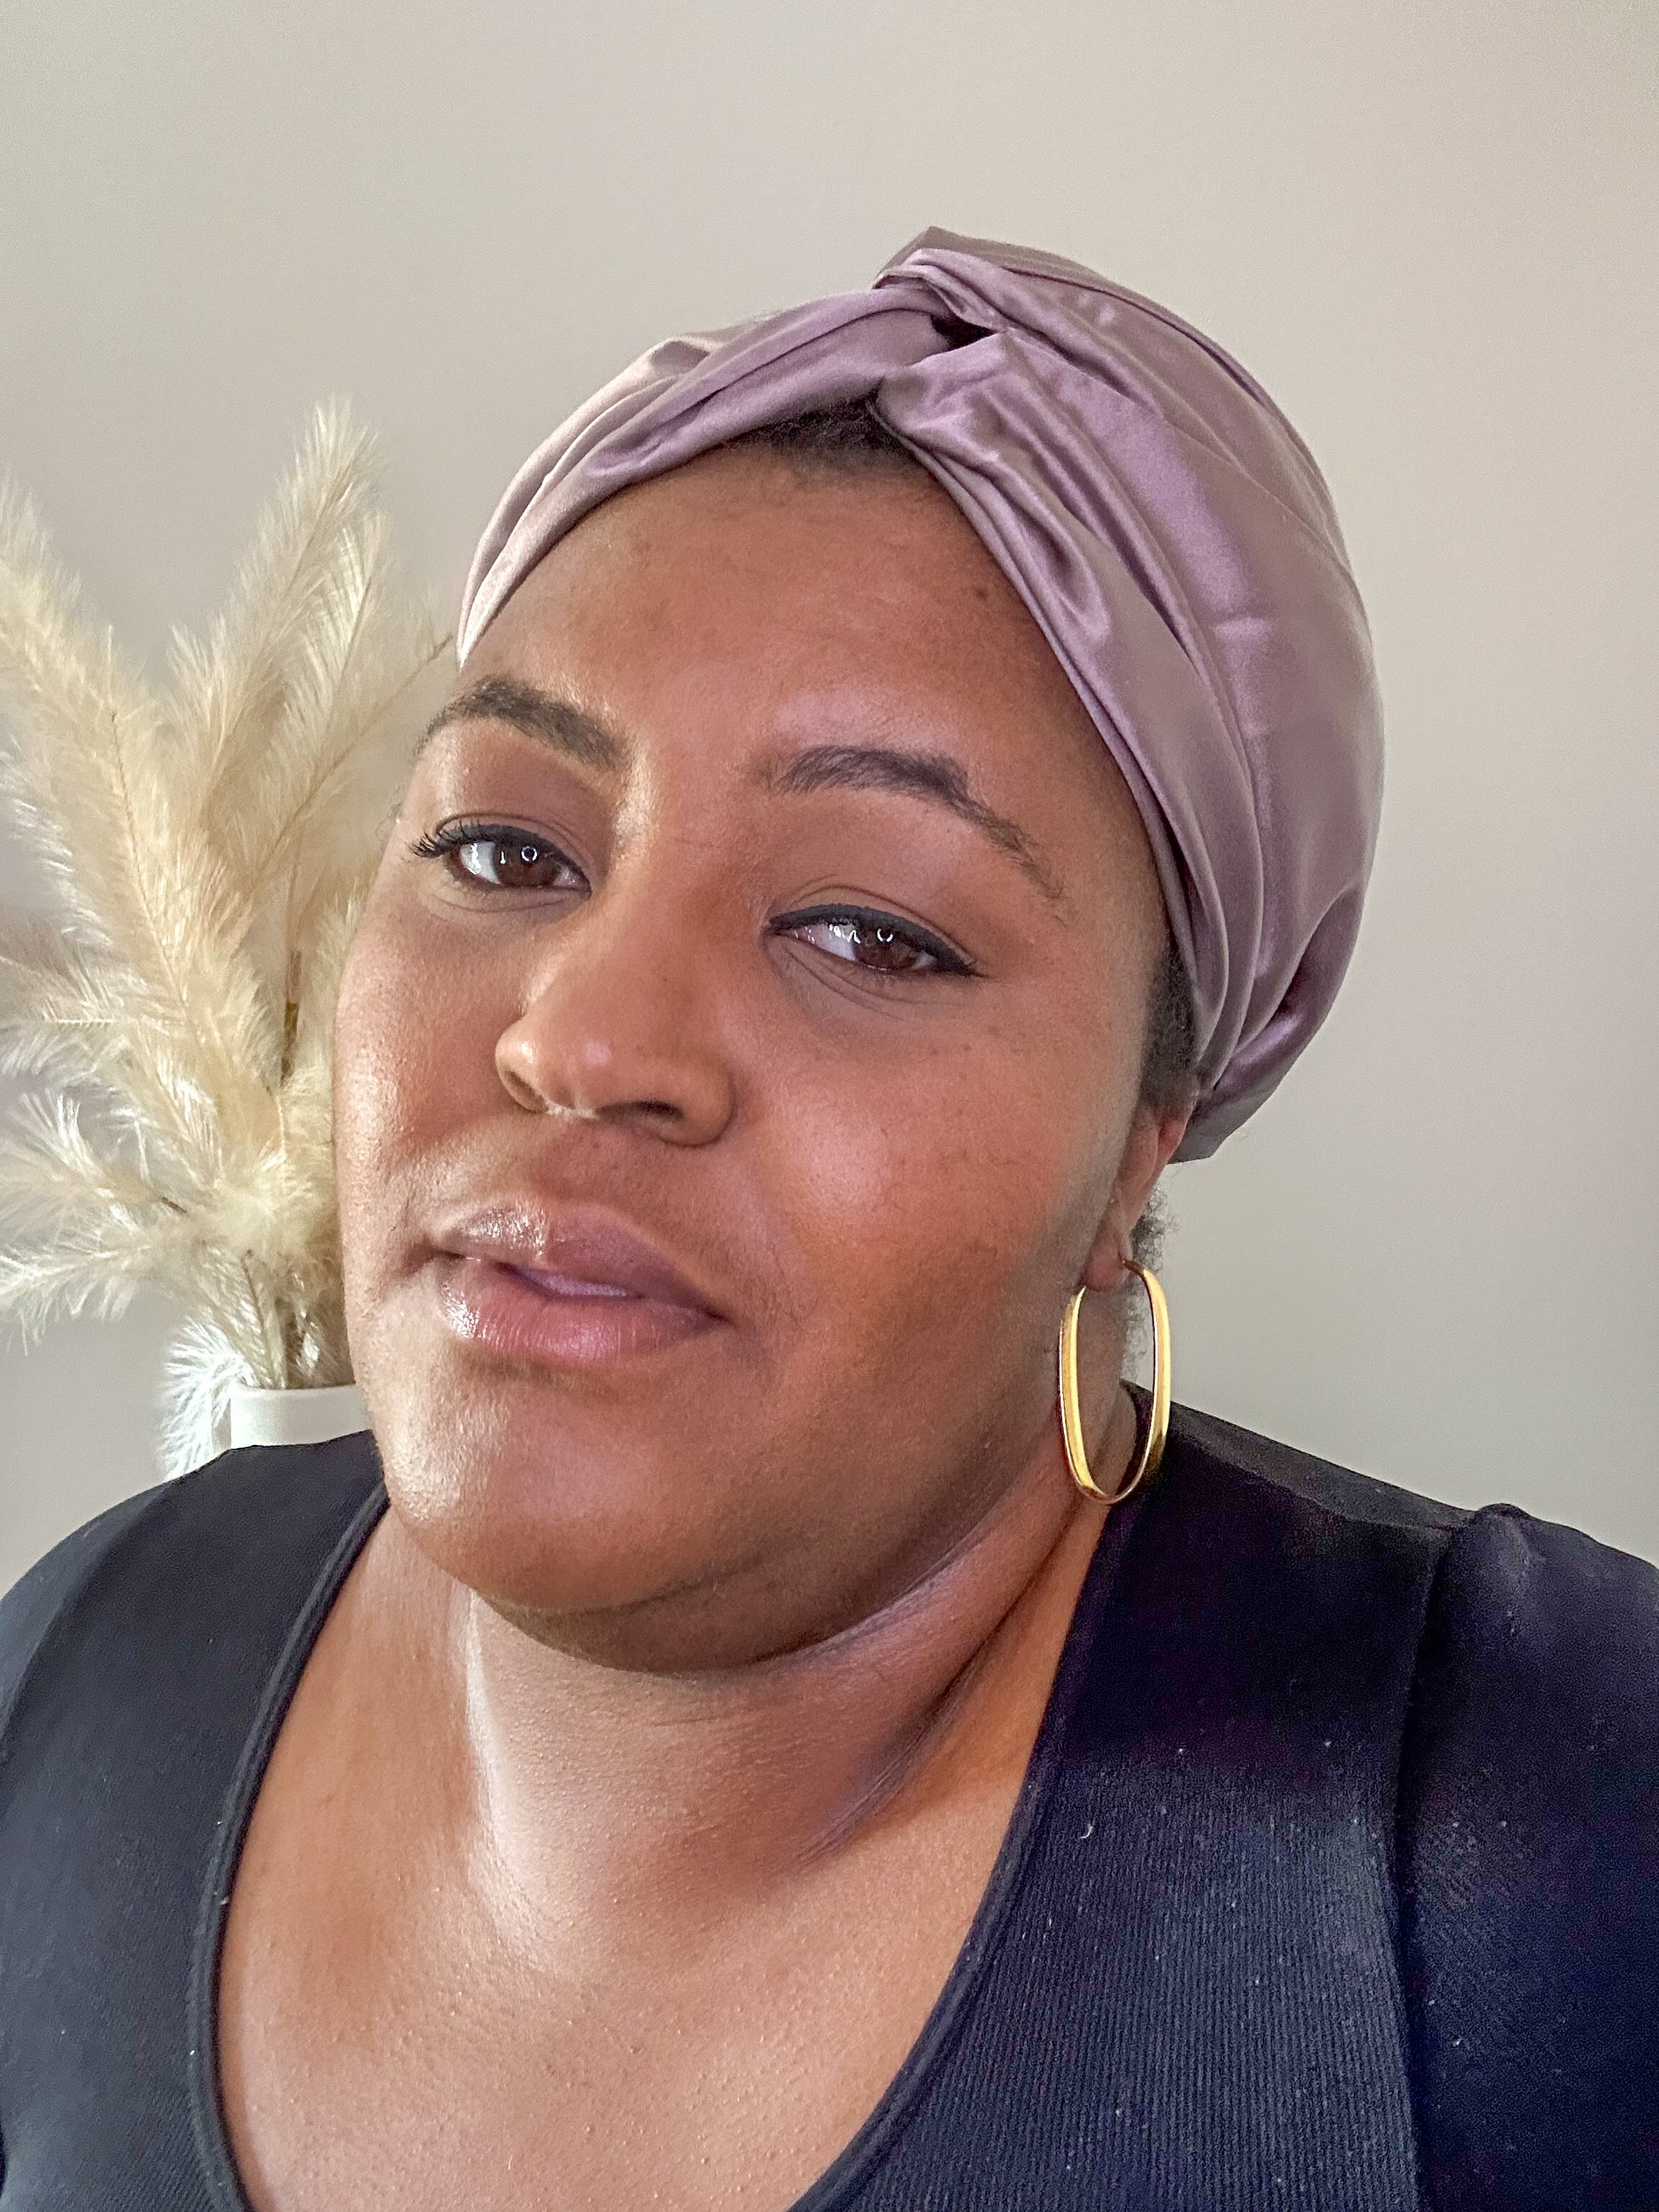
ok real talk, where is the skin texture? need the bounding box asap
[217,450,1194,2210]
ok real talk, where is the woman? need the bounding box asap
[1,230,1654,2209]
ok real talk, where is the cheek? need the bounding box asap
[761,1012,1109,1401]
[332,902,512,1297]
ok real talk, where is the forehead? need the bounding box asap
[477,456,1062,719]
[451,449,1155,915]
[470,451,1055,703]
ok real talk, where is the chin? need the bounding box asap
[357,1339,754,1623]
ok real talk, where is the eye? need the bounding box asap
[771,904,975,979]
[409,821,587,893]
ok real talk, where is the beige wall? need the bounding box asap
[2,0,1654,1586]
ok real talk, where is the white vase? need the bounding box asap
[228,1382,368,1449]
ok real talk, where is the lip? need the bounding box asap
[428,1203,724,1371]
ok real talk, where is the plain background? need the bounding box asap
[1,0,1654,1591]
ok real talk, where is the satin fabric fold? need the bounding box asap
[459,229,1384,1157]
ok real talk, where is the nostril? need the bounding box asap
[498,1063,548,1115]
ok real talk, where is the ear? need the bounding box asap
[1081,1098,1193,1293]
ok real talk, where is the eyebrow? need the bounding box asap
[759,743,1064,906]
[419,682,1063,906]
[418,676,626,775]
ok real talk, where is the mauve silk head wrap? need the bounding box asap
[458,228,1384,1159]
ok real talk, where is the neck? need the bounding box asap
[373,1388,1138,1952]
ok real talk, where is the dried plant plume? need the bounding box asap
[0,404,448,1473]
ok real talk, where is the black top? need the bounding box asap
[2,1407,1657,2210]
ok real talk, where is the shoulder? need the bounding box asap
[1397,1499,1659,2185]
[1154,1400,1659,1790]
[1153,1404,1659,2187]
[1066,1406,1475,1823]
[0,1437,384,2196]
[1396,1496,1659,1906]
[0,1482,164,1747]
[0,1431,384,1762]
[1407,1496,1659,1782]
[1113,1403,1471,1723]
[1163,1399,1471,1539]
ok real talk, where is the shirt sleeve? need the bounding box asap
[1397,1501,1659,2207]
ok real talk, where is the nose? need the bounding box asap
[494,863,738,1146]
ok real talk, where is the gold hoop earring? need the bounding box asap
[1057,1260,1171,1505]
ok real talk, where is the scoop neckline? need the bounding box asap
[185,1456,1151,2212]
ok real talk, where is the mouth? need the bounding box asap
[428,1204,724,1372]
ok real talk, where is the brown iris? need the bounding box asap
[488,838,563,890]
[848,921,926,973]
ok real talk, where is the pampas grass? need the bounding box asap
[0,405,448,1474]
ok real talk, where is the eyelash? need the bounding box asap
[408,820,588,892]
[408,822,977,979]
[767,904,976,979]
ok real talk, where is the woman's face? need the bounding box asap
[334,450,1183,1664]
